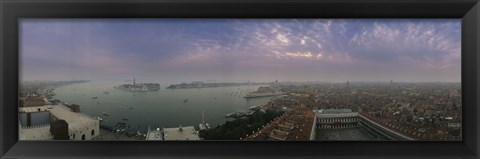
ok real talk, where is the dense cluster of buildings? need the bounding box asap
[244,106,316,141]
[267,82,462,141]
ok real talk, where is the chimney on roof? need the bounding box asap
[70,104,81,112]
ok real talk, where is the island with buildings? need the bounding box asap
[166,81,269,89]
[114,78,160,92]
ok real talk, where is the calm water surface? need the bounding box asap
[53,81,272,132]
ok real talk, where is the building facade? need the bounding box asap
[315,109,359,129]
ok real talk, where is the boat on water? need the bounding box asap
[96,117,103,122]
[102,112,110,116]
[225,112,248,118]
[103,91,109,94]
[116,129,126,133]
[92,97,98,99]
[225,112,235,118]
[249,105,261,110]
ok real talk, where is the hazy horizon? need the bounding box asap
[20,19,461,83]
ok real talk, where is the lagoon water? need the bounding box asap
[53,81,272,133]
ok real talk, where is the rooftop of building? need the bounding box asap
[163,126,200,140]
[48,105,98,131]
[316,108,353,114]
[315,127,375,141]
[278,122,295,130]
[246,107,315,141]
[269,129,288,140]
[19,105,53,113]
[146,128,163,140]
[315,109,358,118]
[19,104,99,140]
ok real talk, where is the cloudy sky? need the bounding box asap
[20,19,461,83]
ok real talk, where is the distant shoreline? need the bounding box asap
[166,82,270,89]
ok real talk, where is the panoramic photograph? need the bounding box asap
[19,19,461,141]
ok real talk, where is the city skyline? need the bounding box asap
[20,19,461,83]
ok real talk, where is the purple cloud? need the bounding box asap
[20,19,461,83]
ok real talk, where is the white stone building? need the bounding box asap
[19,104,100,140]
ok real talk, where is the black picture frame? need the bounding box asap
[1,0,479,158]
